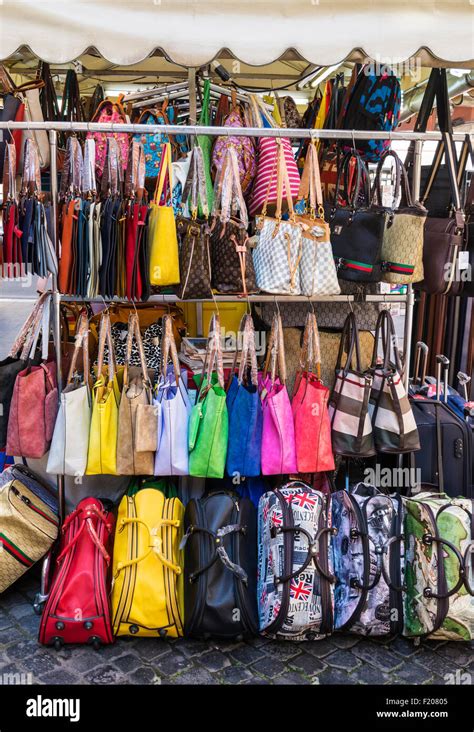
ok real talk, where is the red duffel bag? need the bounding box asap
[39,497,115,649]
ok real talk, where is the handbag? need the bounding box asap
[116,312,155,476]
[328,312,375,457]
[325,151,386,282]
[47,310,92,477]
[296,142,340,296]
[86,96,129,179]
[0,292,47,449]
[154,315,192,476]
[175,146,212,300]
[6,293,58,460]
[188,314,229,479]
[249,136,300,217]
[259,312,297,475]
[253,140,304,295]
[196,79,214,216]
[133,102,171,179]
[211,91,257,195]
[226,313,263,478]
[148,142,180,286]
[373,149,427,284]
[318,328,375,391]
[292,312,335,473]
[416,131,467,295]
[369,310,420,454]
[86,312,124,475]
[111,483,184,638]
[210,148,257,296]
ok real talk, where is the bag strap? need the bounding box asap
[96,311,116,383]
[263,312,287,384]
[298,141,324,216]
[82,138,97,195]
[226,313,258,390]
[153,142,173,206]
[9,292,51,361]
[60,136,84,197]
[123,312,152,394]
[335,311,362,374]
[21,138,42,196]
[212,147,249,228]
[199,314,225,392]
[125,140,146,200]
[101,137,123,198]
[66,309,91,387]
[160,313,181,385]
[297,311,322,379]
[2,142,17,201]
[373,149,414,209]
[182,145,209,218]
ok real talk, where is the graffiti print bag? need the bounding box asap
[258,480,336,640]
[403,492,474,641]
[331,484,405,636]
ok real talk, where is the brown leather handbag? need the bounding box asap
[210,148,257,296]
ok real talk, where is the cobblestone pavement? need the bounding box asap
[0,572,472,686]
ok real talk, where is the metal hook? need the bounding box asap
[347,295,354,314]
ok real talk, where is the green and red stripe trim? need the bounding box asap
[0,533,34,568]
[386,261,415,274]
[335,257,373,273]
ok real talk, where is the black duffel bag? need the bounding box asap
[183,490,258,640]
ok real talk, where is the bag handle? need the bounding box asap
[115,516,182,576]
[125,140,146,200]
[297,311,321,380]
[123,312,152,394]
[21,138,42,196]
[298,141,324,217]
[212,147,249,228]
[160,313,181,385]
[66,309,91,387]
[371,309,404,375]
[226,313,258,390]
[199,314,225,395]
[421,131,464,216]
[333,151,370,210]
[8,292,51,361]
[263,312,287,384]
[2,142,17,202]
[373,149,414,209]
[96,311,116,384]
[100,137,123,198]
[153,142,173,206]
[60,136,84,197]
[335,311,362,375]
[182,145,209,218]
[82,138,97,195]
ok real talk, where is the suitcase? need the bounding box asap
[0,464,59,594]
[258,480,335,641]
[183,490,258,639]
[111,482,185,638]
[39,497,115,648]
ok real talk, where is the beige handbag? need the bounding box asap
[116,313,156,475]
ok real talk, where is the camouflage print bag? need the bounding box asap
[331,483,404,635]
[403,493,474,641]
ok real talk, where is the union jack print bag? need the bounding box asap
[258,480,336,641]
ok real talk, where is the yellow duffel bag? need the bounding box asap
[111,482,184,638]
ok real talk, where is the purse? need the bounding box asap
[86,96,129,178]
[133,102,172,179]
[211,90,257,195]
[328,312,375,457]
[188,314,229,479]
[175,146,212,300]
[148,142,180,286]
[46,310,92,477]
[116,312,155,475]
[253,140,304,295]
[325,151,386,282]
[86,312,124,475]
[210,147,257,296]
[374,149,427,284]
[292,312,335,474]
[153,315,192,476]
[226,313,263,478]
[259,312,297,475]
[296,142,340,296]
[249,136,300,217]
[369,310,420,454]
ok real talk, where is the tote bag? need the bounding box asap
[249,136,300,216]
[47,310,91,477]
[188,314,228,479]
[86,312,123,475]
[148,142,180,286]
[154,315,192,476]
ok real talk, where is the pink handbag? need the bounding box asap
[259,313,297,475]
[86,97,129,178]
[249,137,300,216]
[6,360,58,459]
[211,92,257,195]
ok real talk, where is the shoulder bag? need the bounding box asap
[148,142,180,286]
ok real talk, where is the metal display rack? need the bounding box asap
[0,120,430,527]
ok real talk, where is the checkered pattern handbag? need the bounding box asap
[369,310,420,453]
[328,312,375,457]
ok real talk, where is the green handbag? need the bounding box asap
[189,314,228,478]
[197,79,214,216]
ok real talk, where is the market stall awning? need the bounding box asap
[1,0,473,68]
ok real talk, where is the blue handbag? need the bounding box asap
[226,314,263,478]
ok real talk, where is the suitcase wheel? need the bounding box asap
[89,636,101,651]
[53,637,63,651]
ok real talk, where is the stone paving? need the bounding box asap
[0,571,472,686]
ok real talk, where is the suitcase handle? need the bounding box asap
[422,533,466,600]
[116,517,182,576]
[381,535,406,593]
[272,525,337,585]
[463,543,474,596]
[349,529,383,591]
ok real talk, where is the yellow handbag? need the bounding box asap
[111,485,184,637]
[148,142,180,286]
[86,311,123,475]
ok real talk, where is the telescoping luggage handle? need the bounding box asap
[412,341,428,387]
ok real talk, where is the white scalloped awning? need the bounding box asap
[0,0,473,67]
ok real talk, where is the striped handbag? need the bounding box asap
[369,310,420,454]
[249,136,300,216]
[328,312,375,457]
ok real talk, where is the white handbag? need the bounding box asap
[253,139,303,295]
[47,311,91,477]
[21,88,50,170]
[153,315,192,476]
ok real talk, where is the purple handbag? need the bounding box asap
[259,313,297,475]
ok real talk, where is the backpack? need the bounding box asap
[87,96,129,178]
[331,484,405,635]
[403,492,474,641]
[340,66,401,163]
[258,480,335,640]
[39,497,115,649]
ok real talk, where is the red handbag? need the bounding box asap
[39,497,115,649]
[292,312,335,474]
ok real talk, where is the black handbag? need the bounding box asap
[183,491,258,639]
[324,151,386,282]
